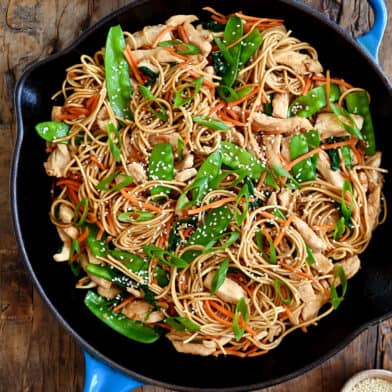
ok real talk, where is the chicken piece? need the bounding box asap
[51,106,62,121]
[301,294,327,321]
[53,241,71,262]
[292,216,327,253]
[97,285,121,300]
[263,134,282,167]
[317,150,345,188]
[122,300,164,324]
[62,226,79,240]
[266,192,277,206]
[44,144,71,178]
[167,332,216,356]
[252,112,313,134]
[272,92,289,119]
[126,287,143,298]
[138,59,159,74]
[278,188,293,210]
[280,136,291,162]
[59,204,74,224]
[175,168,197,182]
[132,48,185,63]
[89,274,112,289]
[131,24,173,49]
[224,130,245,146]
[312,253,334,274]
[275,51,323,74]
[96,106,110,131]
[314,113,364,139]
[127,162,147,184]
[287,307,302,325]
[166,14,198,26]
[358,171,369,194]
[334,255,361,280]
[367,184,382,229]
[175,153,194,171]
[295,280,316,302]
[204,272,247,304]
[183,22,212,56]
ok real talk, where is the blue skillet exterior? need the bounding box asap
[12,0,392,391]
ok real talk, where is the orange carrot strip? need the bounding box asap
[113,296,134,313]
[185,197,236,215]
[321,138,357,151]
[67,188,79,205]
[218,112,246,127]
[56,178,81,190]
[55,113,80,121]
[325,70,331,110]
[177,25,189,43]
[209,101,226,115]
[85,94,100,112]
[162,46,188,61]
[247,349,269,357]
[284,148,321,171]
[312,75,353,89]
[77,227,90,244]
[222,349,247,358]
[225,108,240,121]
[226,87,260,107]
[303,76,312,95]
[106,210,116,234]
[66,107,89,115]
[187,70,216,89]
[151,26,176,48]
[273,213,296,247]
[96,220,105,241]
[211,14,227,24]
[90,155,106,170]
[202,6,226,19]
[120,188,161,213]
[279,261,315,281]
[124,45,145,84]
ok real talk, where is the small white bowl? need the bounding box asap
[341,369,392,392]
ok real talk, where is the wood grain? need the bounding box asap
[0,1,391,391]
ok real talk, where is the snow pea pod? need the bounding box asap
[148,143,174,200]
[86,263,132,288]
[104,25,133,120]
[35,121,70,143]
[110,249,148,274]
[288,84,340,117]
[86,224,108,257]
[182,205,233,262]
[345,91,376,155]
[84,290,160,343]
[192,115,232,130]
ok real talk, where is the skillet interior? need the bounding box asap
[12,0,392,390]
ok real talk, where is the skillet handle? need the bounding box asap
[83,350,144,392]
[356,0,387,62]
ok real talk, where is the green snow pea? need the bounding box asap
[104,25,133,119]
[192,115,232,131]
[35,121,70,143]
[288,84,340,118]
[84,290,160,343]
[139,85,168,121]
[345,91,376,155]
[148,143,174,200]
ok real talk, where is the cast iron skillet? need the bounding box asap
[12,0,392,391]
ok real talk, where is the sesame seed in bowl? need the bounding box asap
[341,369,392,392]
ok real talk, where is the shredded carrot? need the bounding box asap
[211,14,228,24]
[77,227,90,244]
[202,6,226,19]
[124,45,145,84]
[187,70,216,89]
[162,46,188,61]
[218,112,246,127]
[284,148,321,171]
[185,196,236,215]
[325,70,331,110]
[226,87,260,107]
[56,178,81,190]
[90,155,106,170]
[66,107,89,115]
[225,107,240,121]
[113,296,134,313]
[85,94,100,112]
[209,101,226,115]
[154,322,173,331]
[322,138,357,151]
[350,143,364,165]
[206,300,256,336]
[273,213,296,247]
[177,24,189,43]
[312,75,353,89]
[106,210,116,235]
[67,188,79,205]
[220,348,247,358]
[259,210,284,223]
[96,220,105,241]
[247,349,269,357]
[303,76,312,95]
[120,188,161,213]
[55,113,80,121]
[235,12,283,23]
[87,212,97,223]
[151,25,176,48]
[256,171,267,191]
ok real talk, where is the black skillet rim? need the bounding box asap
[11,0,392,390]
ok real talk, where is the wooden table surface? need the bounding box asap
[1,1,391,391]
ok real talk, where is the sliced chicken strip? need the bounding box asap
[127,162,147,184]
[166,14,198,26]
[314,113,364,139]
[44,144,71,178]
[132,48,185,63]
[292,216,327,253]
[183,22,212,56]
[317,150,345,189]
[59,204,74,224]
[167,332,216,356]
[122,300,164,324]
[295,280,316,302]
[53,241,71,262]
[204,272,247,304]
[175,168,197,182]
[263,134,282,167]
[252,113,313,134]
[302,294,327,321]
[266,192,278,206]
[334,255,361,280]
[130,24,173,49]
[312,253,334,274]
[275,51,323,74]
[175,153,194,171]
[272,92,289,119]
[97,285,121,300]
[278,188,293,210]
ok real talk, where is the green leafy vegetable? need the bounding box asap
[233,297,248,341]
[165,316,200,332]
[117,211,155,222]
[210,259,229,294]
[274,279,291,305]
[139,85,168,121]
[174,77,203,108]
[192,115,232,131]
[107,122,122,162]
[35,121,70,143]
[143,245,188,268]
[330,266,348,309]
